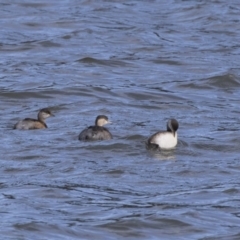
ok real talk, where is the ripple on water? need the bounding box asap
[77,57,130,67]
[178,73,240,91]
[1,0,240,239]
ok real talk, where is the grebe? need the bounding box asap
[13,108,54,130]
[147,119,179,150]
[78,115,112,141]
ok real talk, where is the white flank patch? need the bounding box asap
[152,132,177,149]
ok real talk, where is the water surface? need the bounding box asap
[1,1,240,239]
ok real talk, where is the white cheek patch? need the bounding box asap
[42,113,50,118]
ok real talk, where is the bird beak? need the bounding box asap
[107,120,112,124]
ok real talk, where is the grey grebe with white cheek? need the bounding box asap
[78,115,112,141]
[147,119,179,150]
[13,108,54,130]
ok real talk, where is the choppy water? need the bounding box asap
[1,1,240,239]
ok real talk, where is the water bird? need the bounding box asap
[78,115,112,141]
[147,119,179,150]
[13,108,54,130]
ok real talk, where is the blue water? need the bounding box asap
[1,1,240,239]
